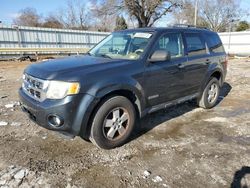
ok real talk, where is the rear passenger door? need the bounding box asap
[183,32,210,94]
[206,32,227,72]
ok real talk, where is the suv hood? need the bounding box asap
[25,55,131,80]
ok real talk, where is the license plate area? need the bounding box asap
[21,105,37,122]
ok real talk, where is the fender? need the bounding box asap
[79,76,146,139]
[198,63,224,98]
[87,76,146,113]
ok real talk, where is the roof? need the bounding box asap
[118,25,214,33]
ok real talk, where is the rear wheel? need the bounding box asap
[197,77,220,109]
[90,96,136,149]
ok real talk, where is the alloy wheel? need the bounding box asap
[102,107,130,140]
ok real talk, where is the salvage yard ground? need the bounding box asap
[0,58,249,188]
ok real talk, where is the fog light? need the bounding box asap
[48,115,64,127]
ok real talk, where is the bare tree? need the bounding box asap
[172,0,196,25]
[172,0,243,32]
[13,7,41,27]
[91,0,181,28]
[124,0,180,27]
[200,0,242,32]
[56,0,90,29]
[43,15,64,28]
[90,0,118,31]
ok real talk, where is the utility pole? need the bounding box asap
[228,19,239,53]
[194,0,198,26]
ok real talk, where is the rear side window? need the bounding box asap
[185,33,206,56]
[206,33,224,53]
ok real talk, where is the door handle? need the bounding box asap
[206,59,211,64]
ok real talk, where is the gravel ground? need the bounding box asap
[0,58,249,188]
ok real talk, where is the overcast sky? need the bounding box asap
[0,0,250,26]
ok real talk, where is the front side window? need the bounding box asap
[154,33,184,58]
[185,33,206,56]
[89,32,153,60]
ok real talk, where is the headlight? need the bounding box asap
[46,81,80,99]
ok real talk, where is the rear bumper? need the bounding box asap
[19,88,97,137]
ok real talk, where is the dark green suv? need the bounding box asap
[19,26,227,149]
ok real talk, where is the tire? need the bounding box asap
[197,77,220,109]
[90,96,136,149]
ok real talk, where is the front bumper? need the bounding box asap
[19,88,97,137]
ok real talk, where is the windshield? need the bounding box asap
[88,31,153,60]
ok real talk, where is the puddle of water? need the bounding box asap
[71,164,120,187]
[152,122,185,140]
[219,135,250,146]
[222,108,250,118]
[204,117,227,123]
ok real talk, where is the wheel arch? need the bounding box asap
[197,68,223,100]
[96,88,142,114]
[80,87,144,140]
[204,68,224,89]
[210,70,223,86]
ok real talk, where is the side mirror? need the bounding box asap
[148,50,171,62]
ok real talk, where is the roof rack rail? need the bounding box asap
[173,24,195,28]
[173,24,210,30]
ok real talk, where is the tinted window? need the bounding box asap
[206,33,224,53]
[155,33,183,58]
[185,33,206,56]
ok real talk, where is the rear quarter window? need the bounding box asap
[185,33,207,56]
[206,33,225,53]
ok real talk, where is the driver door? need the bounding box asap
[144,32,188,107]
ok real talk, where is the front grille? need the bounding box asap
[22,74,48,102]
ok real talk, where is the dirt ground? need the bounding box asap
[0,58,249,188]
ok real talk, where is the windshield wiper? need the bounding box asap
[86,53,112,59]
[98,54,112,59]
[86,52,93,56]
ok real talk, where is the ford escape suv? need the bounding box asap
[19,26,227,149]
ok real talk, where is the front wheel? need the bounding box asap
[197,77,220,109]
[90,96,136,149]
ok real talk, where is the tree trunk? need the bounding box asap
[138,17,149,27]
